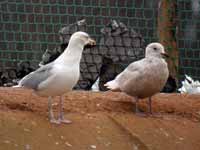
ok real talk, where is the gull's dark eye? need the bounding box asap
[153,47,157,51]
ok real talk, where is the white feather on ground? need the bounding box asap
[178,75,200,94]
[104,42,169,115]
[13,31,96,124]
[91,77,100,91]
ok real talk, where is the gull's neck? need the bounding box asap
[145,55,167,65]
[55,39,84,65]
[145,53,163,59]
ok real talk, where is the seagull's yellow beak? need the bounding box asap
[88,38,96,46]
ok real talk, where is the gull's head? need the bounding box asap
[69,31,96,47]
[145,42,169,58]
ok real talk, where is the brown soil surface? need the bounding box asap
[0,87,200,150]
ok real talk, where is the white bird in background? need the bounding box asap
[14,31,96,124]
[178,75,200,94]
[104,43,169,115]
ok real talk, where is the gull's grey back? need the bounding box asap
[19,63,54,90]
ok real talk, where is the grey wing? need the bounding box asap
[116,58,152,93]
[19,63,54,90]
[115,59,143,83]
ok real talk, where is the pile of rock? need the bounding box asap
[98,20,145,90]
[0,61,34,86]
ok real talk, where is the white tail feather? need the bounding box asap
[12,85,21,88]
[104,80,120,91]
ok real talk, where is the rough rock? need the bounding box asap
[99,20,145,91]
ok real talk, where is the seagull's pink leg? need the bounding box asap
[48,96,60,124]
[148,96,162,118]
[148,96,152,114]
[58,95,72,124]
[133,97,147,117]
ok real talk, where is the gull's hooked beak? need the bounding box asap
[87,38,96,46]
[161,52,169,58]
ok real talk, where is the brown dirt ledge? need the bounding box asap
[0,87,200,150]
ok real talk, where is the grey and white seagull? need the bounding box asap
[104,43,169,115]
[14,31,96,124]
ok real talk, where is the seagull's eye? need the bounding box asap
[153,47,157,51]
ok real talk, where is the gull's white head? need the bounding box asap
[69,31,96,47]
[145,42,168,58]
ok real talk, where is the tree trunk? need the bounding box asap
[158,0,178,83]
